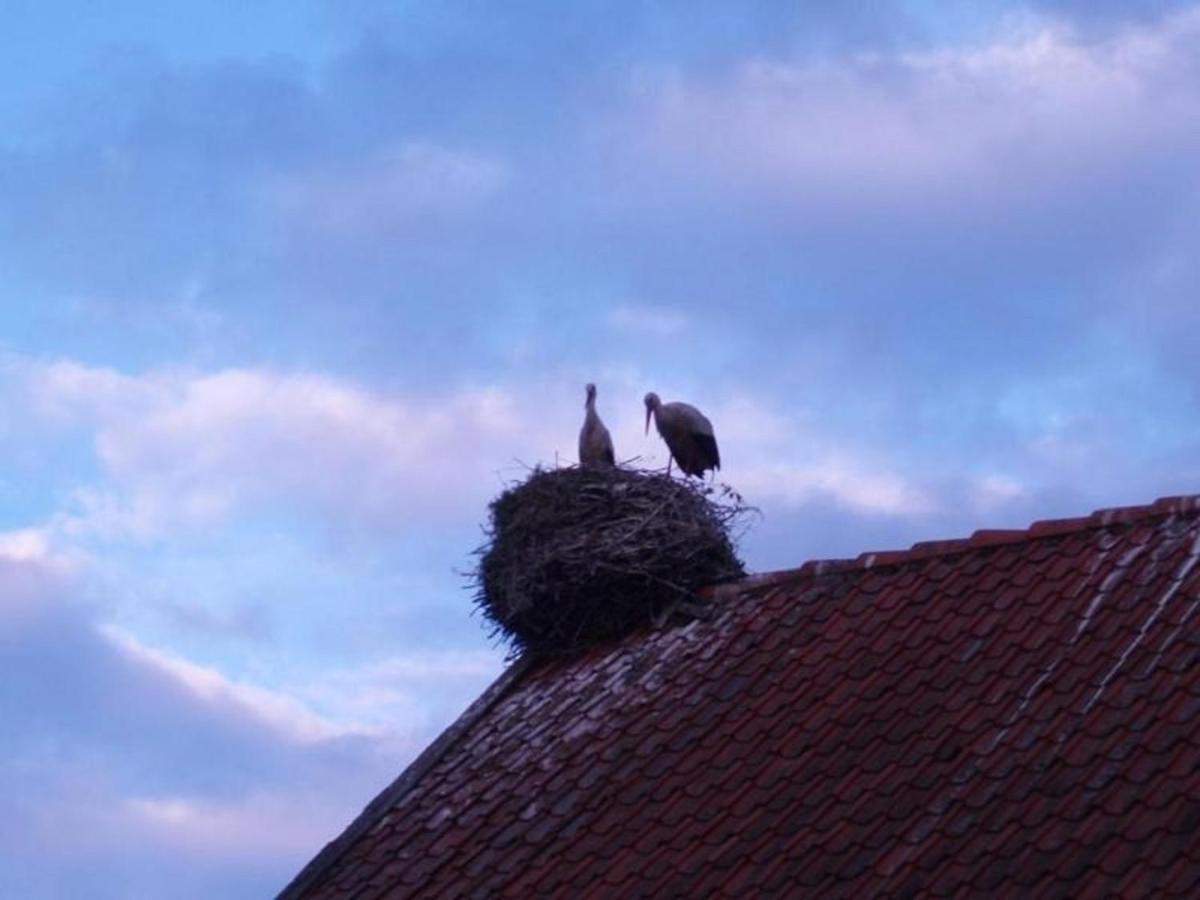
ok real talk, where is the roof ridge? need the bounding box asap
[276,655,535,899]
[734,494,1200,594]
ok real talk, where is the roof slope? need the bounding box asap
[281,496,1200,898]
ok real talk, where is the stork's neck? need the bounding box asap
[648,405,661,435]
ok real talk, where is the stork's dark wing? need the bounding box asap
[601,430,615,466]
[694,432,720,471]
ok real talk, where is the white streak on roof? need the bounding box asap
[1143,592,1200,678]
[1069,543,1148,646]
[986,660,1060,754]
[1084,528,1200,713]
[986,532,1156,753]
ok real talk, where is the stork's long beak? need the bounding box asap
[644,406,651,435]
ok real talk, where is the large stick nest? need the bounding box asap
[472,465,749,657]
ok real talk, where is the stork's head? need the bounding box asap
[585,382,596,406]
[643,392,660,434]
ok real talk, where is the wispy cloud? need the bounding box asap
[99,624,349,743]
[736,460,936,517]
[0,527,55,563]
[608,304,690,337]
[712,396,941,517]
[121,791,351,862]
[263,141,510,238]
[299,650,504,733]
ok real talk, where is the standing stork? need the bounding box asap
[644,392,720,478]
[578,383,615,467]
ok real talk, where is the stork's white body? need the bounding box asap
[579,383,615,467]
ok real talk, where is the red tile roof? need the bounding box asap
[280,495,1200,898]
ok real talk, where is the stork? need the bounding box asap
[643,392,720,478]
[578,383,615,467]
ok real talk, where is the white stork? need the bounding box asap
[643,392,720,478]
[578,383,615,467]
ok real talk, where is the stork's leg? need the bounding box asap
[667,457,673,477]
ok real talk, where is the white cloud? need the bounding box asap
[24,358,164,426]
[122,792,345,862]
[608,304,691,337]
[634,10,1200,209]
[710,395,937,516]
[708,395,1029,520]
[970,474,1029,512]
[19,361,562,539]
[263,140,509,237]
[736,459,936,516]
[0,532,83,625]
[10,356,1040,537]
[98,624,348,744]
[0,527,53,563]
[299,650,504,734]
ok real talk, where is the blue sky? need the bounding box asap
[2,2,1199,896]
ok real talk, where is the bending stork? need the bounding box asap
[643,392,720,478]
[578,383,615,467]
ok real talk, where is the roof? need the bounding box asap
[280,495,1200,898]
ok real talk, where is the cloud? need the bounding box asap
[23,359,165,427]
[12,355,1036,548]
[298,650,503,734]
[0,495,508,897]
[0,546,406,899]
[99,624,344,743]
[0,531,82,624]
[608,304,690,338]
[318,1,922,66]
[16,361,565,539]
[632,9,1200,219]
[0,528,55,563]
[737,460,935,517]
[601,7,1200,461]
[160,597,273,642]
[1028,0,1196,28]
[0,2,922,379]
[121,791,348,863]
[16,351,1197,575]
[262,140,510,239]
[711,395,939,516]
